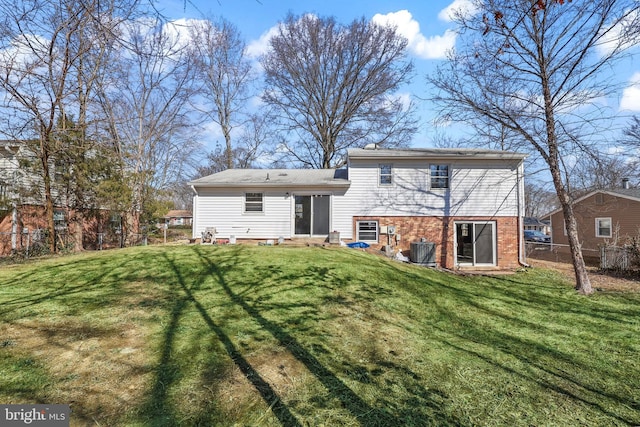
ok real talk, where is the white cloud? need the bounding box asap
[620,72,640,111]
[597,9,640,57]
[438,0,479,22]
[372,10,456,60]
[247,24,281,59]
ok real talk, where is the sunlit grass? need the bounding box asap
[0,245,639,426]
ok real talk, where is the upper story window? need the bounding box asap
[430,164,449,189]
[244,192,264,213]
[595,217,612,238]
[379,164,393,185]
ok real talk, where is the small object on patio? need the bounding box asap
[347,241,370,249]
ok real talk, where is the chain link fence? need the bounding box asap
[0,229,150,261]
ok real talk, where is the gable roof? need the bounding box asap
[543,188,640,218]
[189,168,350,188]
[348,147,528,161]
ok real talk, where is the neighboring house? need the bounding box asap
[542,180,640,258]
[163,209,193,226]
[523,217,550,234]
[0,140,128,254]
[190,147,527,270]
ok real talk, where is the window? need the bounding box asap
[596,218,612,238]
[357,220,378,242]
[53,210,67,230]
[379,164,392,185]
[430,164,449,189]
[244,192,264,213]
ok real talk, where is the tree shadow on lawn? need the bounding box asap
[385,262,640,424]
[185,245,464,426]
[140,251,301,427]
[0,253,140,319]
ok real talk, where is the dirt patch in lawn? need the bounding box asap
[0,313,154,425]
[527,258,640,293]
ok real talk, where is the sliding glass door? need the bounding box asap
[294,195,330,236]
[455,222,496,266]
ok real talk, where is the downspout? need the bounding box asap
[10,203,17,252]
[190,185,198,240]
[517,161,529,267]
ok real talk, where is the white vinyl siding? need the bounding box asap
[194,189,292,239]
[343,159,521,217]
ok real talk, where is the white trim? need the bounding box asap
[595,217,612,238]
[243,192,264,214]
[429,164,450,190]
[356,220,379,242]
[454,220,497,266]
[378,163,393,186]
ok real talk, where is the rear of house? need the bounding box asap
[190,147,527,270]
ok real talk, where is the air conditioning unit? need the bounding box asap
[410,241,436,267]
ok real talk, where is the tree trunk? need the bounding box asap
[71,210,84,252]
[41,147,56,254]
[551,167,593,295]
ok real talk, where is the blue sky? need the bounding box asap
[156,0,640,149]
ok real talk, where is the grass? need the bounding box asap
[0,244,639,426]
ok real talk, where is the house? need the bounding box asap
[0,140,129,254]
[523,217,550,234]
[542,179,640,259]
[163,209,193,226]
[189,147,528,269]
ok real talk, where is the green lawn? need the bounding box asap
[0,245,639,426]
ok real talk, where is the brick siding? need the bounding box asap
[353,216,520,269]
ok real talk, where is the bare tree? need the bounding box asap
[623,116,640,183]
[261,14,417,169]
[0,0,138,252]
[96,18,200,242]
[428,0,640,294]
[188,17,254,170]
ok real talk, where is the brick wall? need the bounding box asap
[353,216,520,269]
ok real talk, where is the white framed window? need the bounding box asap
[357,220,378,242]
[430,164,449,189]
[595,217,612,238]
[379,164,393,186]
[244,192,264,213]
[53,209,67,230]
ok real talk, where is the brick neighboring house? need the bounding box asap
[542,179,640,260]
[163,210,193,226]
[0,140,131,254]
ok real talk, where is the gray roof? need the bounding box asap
[542,187,640,218]
[608,188,640,200]
[348,147,528,160]
[190,168,349,188]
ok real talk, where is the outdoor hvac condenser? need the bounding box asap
[410,241,436,267]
